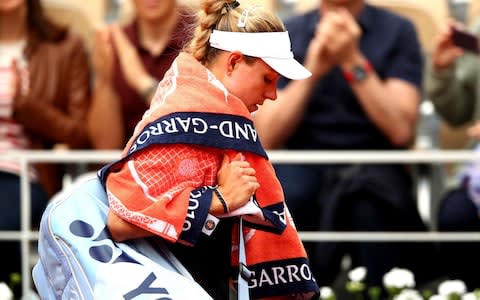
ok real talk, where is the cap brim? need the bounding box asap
[262,57,312,80]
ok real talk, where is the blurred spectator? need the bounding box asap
[88,0,196,149]
[0,0,91,296]
[424,17,480,290]
[254,0,439,289]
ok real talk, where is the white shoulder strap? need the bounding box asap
[237,217,251,300]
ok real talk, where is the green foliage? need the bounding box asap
[368,286,382,300]
[421,289,434,299]
[9,272,20,290]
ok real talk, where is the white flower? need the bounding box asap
[383,268,415,289]
[320,286,335,299]
[462,292,478,300]
[0,282,13,300]
[393,289,423,300]
[348,266,367,282]
[438,279,467,297]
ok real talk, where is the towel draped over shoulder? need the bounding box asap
[99,52,319,299]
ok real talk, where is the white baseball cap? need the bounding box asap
[209,30,312,80]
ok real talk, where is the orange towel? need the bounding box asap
[99,52,319,299]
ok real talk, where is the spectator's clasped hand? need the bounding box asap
[305,8,361,79]
[93,24,156,101]
[92,24,115,84]
[10,58,29,115]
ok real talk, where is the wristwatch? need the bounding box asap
[342,60,373,84]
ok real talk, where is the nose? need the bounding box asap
[265,86,277,101]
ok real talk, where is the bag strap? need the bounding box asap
[237,217,251,300]
[237,153,252,299]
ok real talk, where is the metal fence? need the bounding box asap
[3,149,480,297]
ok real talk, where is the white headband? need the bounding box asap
[210,30,293,59]
[209,30,312,80]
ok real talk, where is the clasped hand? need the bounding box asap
[305,8,362,78]
[92,24,153,95]
[211,153,260,215]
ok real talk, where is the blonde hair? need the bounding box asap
[186,0,286,65]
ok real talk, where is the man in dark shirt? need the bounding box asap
[254,0,439,289]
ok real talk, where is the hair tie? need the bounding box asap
[237,9,249,28]
[225,1,240,11]
[237,4,259,29]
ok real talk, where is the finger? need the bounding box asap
[93,28,110,59]
[468,123,480,132]
[445,23,455,36]
[241,172,258,181]
[467,127,476,137]
[468,131,480,140]
[231,152,243,162]
[320,13,336,33]
[222,153,230,164]
[249,182,260,194]
[242,167,256,176]
[11,58,18,70]
[338,7,356,23]
[95,26,110,49]
[328,10,346,28]
[110,25,135,68]
[109,24,123,45]
[452,20,466,31]
[20,68,29,95]
[110,24,134,55]
[219,153,230,170]
[230,160,250,170]
[10,59,21,96]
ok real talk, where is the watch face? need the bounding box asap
[352,65,368,82]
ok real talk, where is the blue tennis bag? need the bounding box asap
[32,173,213,300]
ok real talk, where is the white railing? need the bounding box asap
[4,149,480,297]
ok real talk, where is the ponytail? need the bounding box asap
[186,0,285,65]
